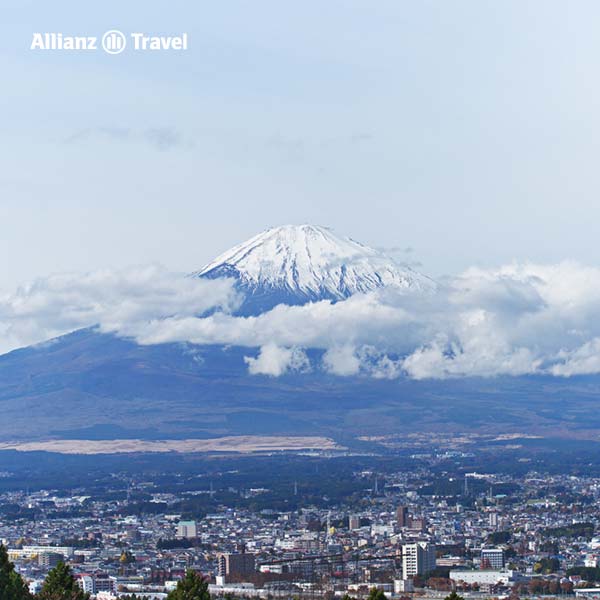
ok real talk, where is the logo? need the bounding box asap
[30,31,188,54]
[101,30,127,55]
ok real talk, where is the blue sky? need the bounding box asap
[2,0,600,288]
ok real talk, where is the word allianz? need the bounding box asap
[31,32,188,51]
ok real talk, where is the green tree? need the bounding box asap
[444,592,464,600]
[533,557,560,574]
[38,562,89,600]
[487,531,511,545]
[367,587,387,600]
[166,570,210,600]
[0,544,31,600]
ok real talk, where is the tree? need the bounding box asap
[444,592,464,600]
[428,578,452,591]
[166,570,210,600]
[367,587,387,600]
[120,551,135,565]
[488,531,511,545]
[0,544,31,600]
[38,562,89,600]
[534,557,560,574]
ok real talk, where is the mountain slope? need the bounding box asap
[2,329,600,443]
[195,225,433,313]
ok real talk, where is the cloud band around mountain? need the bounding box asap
[2,261,600,379]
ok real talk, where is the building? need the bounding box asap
[449,569,522,586]
[349,515,361,530]
[576,589,600,599]
[402,541,436,576]
[38,552,64,568]
[409,516,427,532]
[327,542,343,554]
[394,579,414,593]
[481,548,505,569]
[176,520,197,539]
[396,506,409,528]
[288,560,314,578]
[10,545,74,559]
[28,581,43,595]
[217,552,256,579]
[76,576,95,595]
[93,575,116,594]
[259,564,285,574]
[371,524,394,537]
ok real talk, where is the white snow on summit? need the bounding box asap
[196,224,433,300]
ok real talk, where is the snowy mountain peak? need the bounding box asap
[195,224,433,312]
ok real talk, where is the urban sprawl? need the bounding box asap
[3,460,600,600]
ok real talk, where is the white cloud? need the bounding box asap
[323,345,360,376]
[0,265,238,354]
[550,338,600,377]
[6,260,600,379]
[244,343,310,376]
[124,261,600,378]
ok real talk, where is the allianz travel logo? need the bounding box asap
[30,30,188,54]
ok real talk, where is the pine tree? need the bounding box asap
[367,587,387,600]
[0,544,31,600]
[38,562,89,600]
[444,592,464,600]
[166,570,210,600]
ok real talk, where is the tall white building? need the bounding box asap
[402,541,436,576]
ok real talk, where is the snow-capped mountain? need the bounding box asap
[195,224,433,313]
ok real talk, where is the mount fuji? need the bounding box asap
[0,225,597,446]
[195,224,433,313]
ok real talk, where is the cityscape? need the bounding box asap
[3,443,600,600]
[4,2,600,600]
